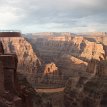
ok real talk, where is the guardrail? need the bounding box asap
[0,30,21,32]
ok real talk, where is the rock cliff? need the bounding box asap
[0,41,43,107]
[64,59,107,107]
[26,35,105,78]
[0,37,41,85]
[32,36,105,61]
[24,33,107,107]
[44,63,58,75]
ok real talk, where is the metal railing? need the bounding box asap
[0,30,21,32]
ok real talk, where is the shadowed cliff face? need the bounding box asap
[64,59,107,107]
[0,41,43,107]
[29,36,105,61]
[0,37,41,85]
[0,37,40,73]
[26,35,105,79]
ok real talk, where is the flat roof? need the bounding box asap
[0,31,21,37]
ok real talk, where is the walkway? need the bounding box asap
[35,87,64,93]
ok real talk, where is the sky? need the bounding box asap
[0,0,107,33]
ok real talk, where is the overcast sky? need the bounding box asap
[0,0,107,33]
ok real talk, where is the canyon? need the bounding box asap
[26,32,107,107]
[0,31,107,107]
[27,34,106,79]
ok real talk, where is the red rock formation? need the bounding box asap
[33,36,105,61]
[44,63,58,75]
[0,40,42,107]
[0,41,22,107]
[0,35,41,85]
[27,35,105,80]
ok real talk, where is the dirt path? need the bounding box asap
[35,88,64,93]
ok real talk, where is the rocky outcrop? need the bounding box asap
[85,35,107,59]
[0,37,40,73]
[0,42,43,107]
[64,59,107,107]
[0,37,41,84]
[41,63,59,83]
[35,62,62,87]
[44,63,58,75]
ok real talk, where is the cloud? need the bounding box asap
[0,0,107,32]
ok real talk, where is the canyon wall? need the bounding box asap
[27,35,105,78]
[85,35,107,59]
[0,42,43,107]
[0,37,41,85]
[34,36,105,61]
[24,33,107,107]
[64,59,107,107]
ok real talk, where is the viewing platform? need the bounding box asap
[0,30,21,37]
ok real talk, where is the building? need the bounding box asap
[0,30,21,37]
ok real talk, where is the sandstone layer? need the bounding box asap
[0,42,43,107]
[29,36,105,61]
[0,37,41,85]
